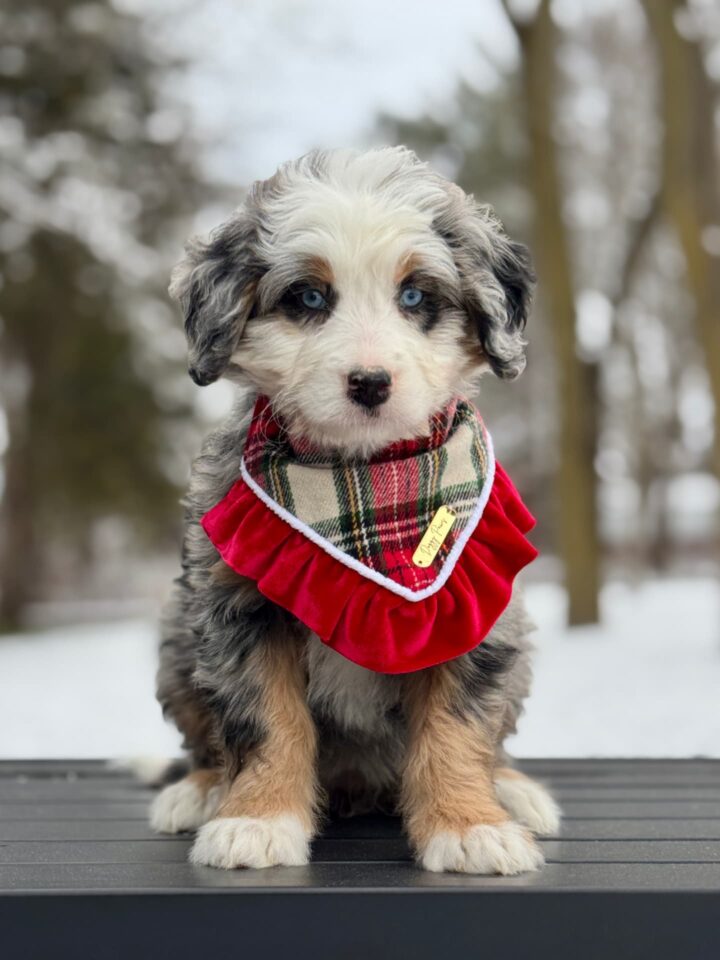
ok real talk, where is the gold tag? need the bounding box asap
[412,506,457,568]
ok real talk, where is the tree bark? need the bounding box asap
[642,0,720,485]
[0,403,38,631]
[505,0,602,624]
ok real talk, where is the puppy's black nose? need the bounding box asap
[347,367,392,409]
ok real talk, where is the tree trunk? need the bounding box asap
[511,0,602,624]
[0,406,38,631]
[642,0,720,486]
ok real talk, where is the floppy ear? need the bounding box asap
[169,211,262,386]
[439,193,535,380]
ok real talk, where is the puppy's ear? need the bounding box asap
[169,211,261,386]
[439,193,535,380]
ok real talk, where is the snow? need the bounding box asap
[0,618,181,759]
[0,578,717,759]
[511,578,720,758]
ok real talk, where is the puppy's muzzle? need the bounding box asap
[347,368,392,410]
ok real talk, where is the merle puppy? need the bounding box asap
[152,147,559,874]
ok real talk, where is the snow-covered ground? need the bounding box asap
[0,578,717,759]
[517,578,719,757]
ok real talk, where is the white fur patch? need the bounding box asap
[421,821,544,875]
[495,775,562,836]
[150,779,221,835]
[190,815,310,870]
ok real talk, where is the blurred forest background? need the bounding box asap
[1,0,719,636]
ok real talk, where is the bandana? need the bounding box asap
[242,396,493,598]
[202,395,537,674]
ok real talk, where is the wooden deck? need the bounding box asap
[1,759,719,959]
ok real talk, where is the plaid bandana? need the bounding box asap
[240,396,494,600]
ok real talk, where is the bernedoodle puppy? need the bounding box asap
[151,146,560,874]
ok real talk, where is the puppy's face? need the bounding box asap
[235,188,476,454]
[171,148,534,456]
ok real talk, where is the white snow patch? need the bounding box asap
[511,578,720,758]
[0,619,181,758]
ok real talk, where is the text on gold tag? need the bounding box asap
[412,505,457,568]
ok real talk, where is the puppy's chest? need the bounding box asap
[304,634,402,738]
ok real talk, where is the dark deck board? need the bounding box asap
[3,859,720,892]
[6,816,720,843]
[0,759,718,960]
[4,799,719,820]
[1,757,718,778]
[5,781,720,801]
[3,838,720,865]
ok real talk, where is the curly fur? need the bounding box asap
[155,146,557,874]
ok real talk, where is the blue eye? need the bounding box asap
[301,288,327,310]
[400,286,424,308]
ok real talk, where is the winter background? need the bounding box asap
[1,0,719,759]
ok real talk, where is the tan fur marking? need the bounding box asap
[216,638,319,831]
[305,254,334,286]
[164,690,222,770]
[401,664,508,851]
[495,766,527,783]
[394,251,424,285]
[187,768,224,793]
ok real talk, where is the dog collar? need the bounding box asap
[202,395,537,673]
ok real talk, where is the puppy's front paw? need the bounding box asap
[150,778,221,834]
[420,821,544,875]
[189,815,310,870]
[495,774,561,836]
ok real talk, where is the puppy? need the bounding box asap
[151,146,560,874]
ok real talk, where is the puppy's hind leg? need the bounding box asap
[494,767,561,837]
[152,605,227,834]
[150,768,224,834]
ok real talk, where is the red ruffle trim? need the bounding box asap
[201,463,538,674]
